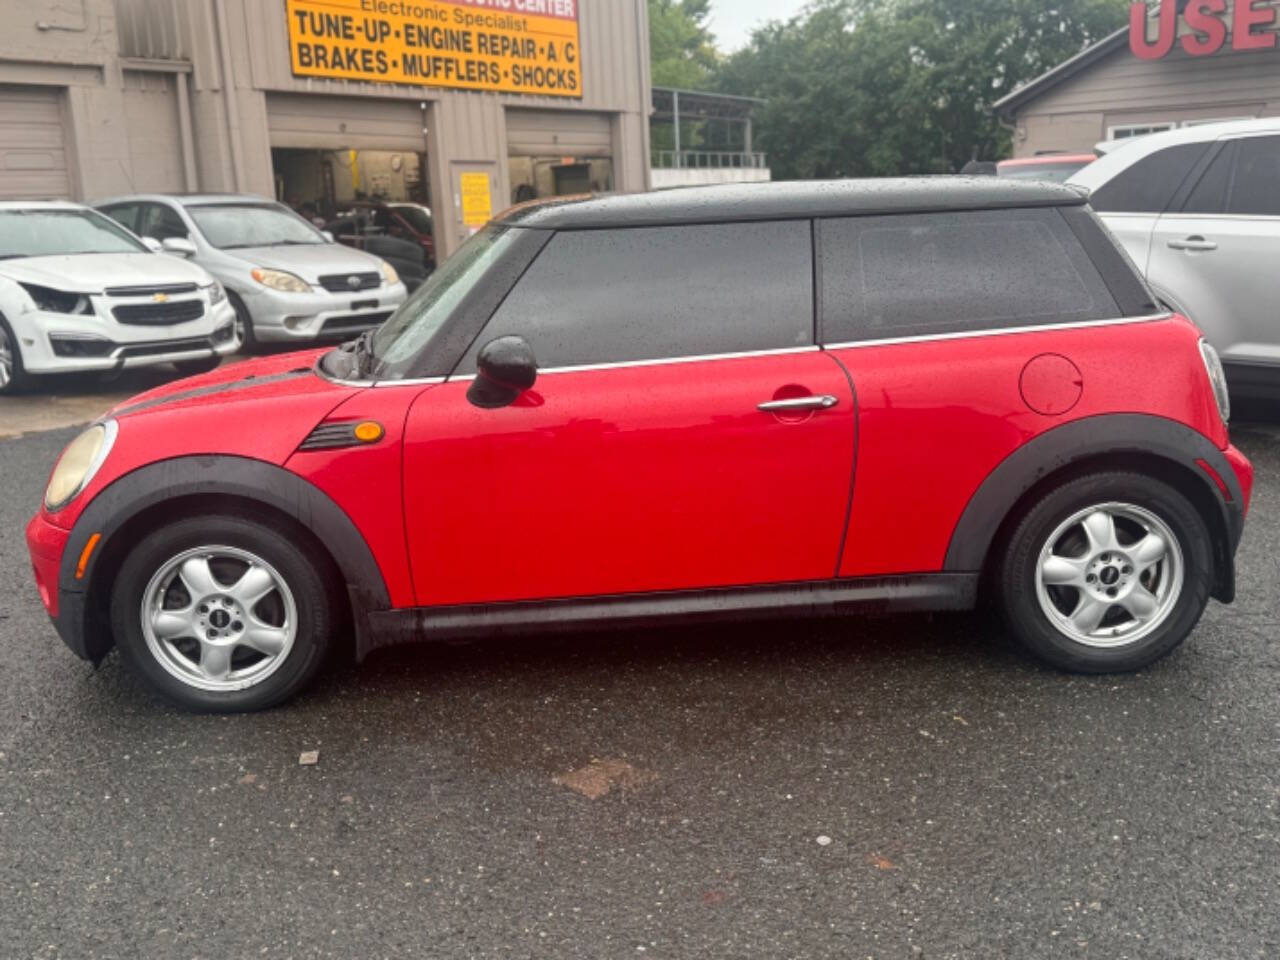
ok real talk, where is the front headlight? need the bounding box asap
[250,268,311,293]
[20,283,94,316]
[204,281,227,305]
[381,261,399,287]
[45,420,117,512]
[1199,339,1230,425]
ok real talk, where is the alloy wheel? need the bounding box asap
[1034,502,1184,648]
[140,545,298,691]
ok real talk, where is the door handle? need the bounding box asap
[1167,236,1218,251]
[757,394,839,413]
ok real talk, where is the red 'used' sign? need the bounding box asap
[1130,0,1278,59]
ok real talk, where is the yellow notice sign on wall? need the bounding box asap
[286,0,582,98]
[460,171,492,226]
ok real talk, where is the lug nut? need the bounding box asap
[198,603,208,613]
[1107,588,1117,598]
[1086,574,1096,583]
[207,629,218,639]
[1122,565,1133,574]
[232,620,243,632]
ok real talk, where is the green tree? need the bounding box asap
[717,0,1128,178]
[649,0,720,88]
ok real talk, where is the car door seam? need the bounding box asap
[824,349,859,579]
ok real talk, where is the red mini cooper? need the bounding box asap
[26,179,1253,712]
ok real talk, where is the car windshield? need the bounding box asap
[390,204,432,234]
[0,208,148,258]
[997,162,1089,183]
[188,203,326,249]
[369,226,517,379]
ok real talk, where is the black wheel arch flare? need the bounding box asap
[54,455,390,662]
[944,413,1245,603]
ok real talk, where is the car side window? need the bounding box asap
[138,203,189,241]
[101,203,140,233]
[1181,141,1236,215]
[819,208,1119,343]
[1089,143,1211,214]
[1226,135,1280,216]
[462,220,813,370]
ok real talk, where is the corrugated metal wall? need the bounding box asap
[108,0,651,254]
[506,109,613,155]
[121,70,185,192]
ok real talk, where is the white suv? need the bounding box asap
[1069,119,1280,400]
[0,201,238,394]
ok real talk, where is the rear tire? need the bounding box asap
[0,314,32,395]
[110,514,335,712]
[999,471,1213,673]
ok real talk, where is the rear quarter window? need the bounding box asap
[1089,142,1210,214]
[818,207,1120,343]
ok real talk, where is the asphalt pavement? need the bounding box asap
[1,419,1277,959]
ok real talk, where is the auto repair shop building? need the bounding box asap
[993,0,1280,157]
[0,0,652,257]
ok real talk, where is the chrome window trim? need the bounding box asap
[318,315,1171,386]
[535,344,819,377]
[821,313,1170,351]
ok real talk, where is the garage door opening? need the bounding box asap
[508,156,613,203]
[506,108,614,204]
[272,147,436,280]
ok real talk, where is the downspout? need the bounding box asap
[175,71,199,190]
[212,0,246,190]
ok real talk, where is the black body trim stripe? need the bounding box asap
[943,413,1243,599]
[112,369,312,418]
[55,455,389,662]
[355,574,978,661]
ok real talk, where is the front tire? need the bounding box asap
[110,515,335,712]
[228,291,258,355]
[0,314,32,395]
[999,471,1213,673]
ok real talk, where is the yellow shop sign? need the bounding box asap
[286,0,582,98]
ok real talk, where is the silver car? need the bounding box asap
[1068,119,1280,400]
[94,194,408,350]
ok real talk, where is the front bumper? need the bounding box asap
[22,299,239,374]
[241,282,407,342]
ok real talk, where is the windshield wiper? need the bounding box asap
[0,253,27,260]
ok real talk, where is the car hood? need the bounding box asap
[107,349,335,421]
[0,252,213,293]
[223,243,385,282]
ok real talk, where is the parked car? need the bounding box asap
[0,201,237,394]
[997,153,1096,182]
[28,179,1251,712]
[95,194,408,350]
[326,209,429,292]
[1069,118,1280,399]
[335,200,435,268]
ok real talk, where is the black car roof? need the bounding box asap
[499,176,1087,230]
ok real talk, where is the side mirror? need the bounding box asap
[141,236,163,254]
[467,335,537,409]
[322,230,335,243]
[161,236,197,258]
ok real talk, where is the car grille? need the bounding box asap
[318,272,381,293]
[320,311,393,335]
[112,300,205,326]
[117,337,212,358]
[105,282,199,297]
